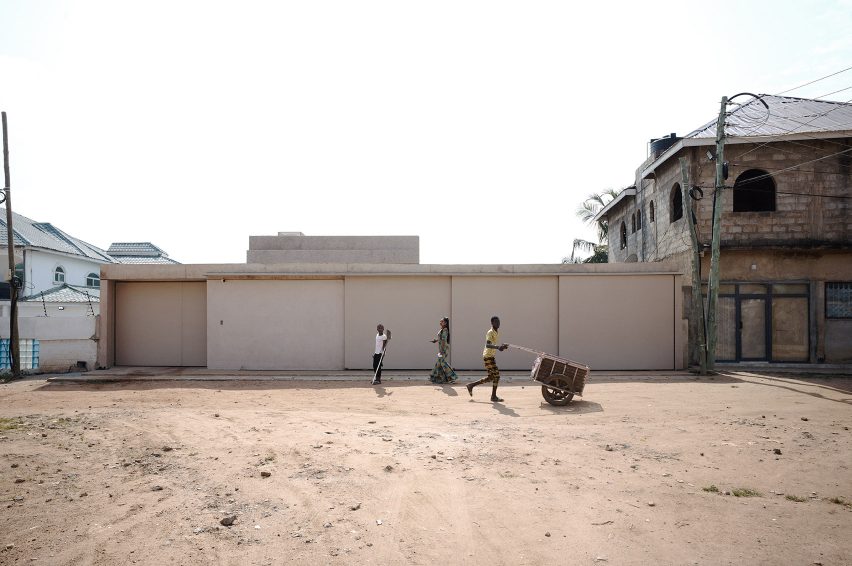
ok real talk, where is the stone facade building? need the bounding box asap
[596,95,852,364]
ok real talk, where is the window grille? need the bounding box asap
[826,282,852,318]
[0,339,40,370]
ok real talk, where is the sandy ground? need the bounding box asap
[0,371,850,566]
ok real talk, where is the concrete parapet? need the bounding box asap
[249,235,418,251]
[247,249,418,264]
[246,235,419,264]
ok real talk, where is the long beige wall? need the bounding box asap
[115,282,206,366]
[560,275,679,370]
[102,270,685,371]
[451,277,559,370]
[206,279,344,370]
[344,277,451,369]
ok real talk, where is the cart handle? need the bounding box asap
[506,344,546,356]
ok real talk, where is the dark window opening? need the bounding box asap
[631,213,636,234]
[733,169,775,212]
[670,184,683,222]
[620,222,627,249]
[636,209,642,231]
[649,201,655,222]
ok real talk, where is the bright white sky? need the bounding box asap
[1,1,851,265]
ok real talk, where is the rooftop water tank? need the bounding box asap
[649,133,681,159]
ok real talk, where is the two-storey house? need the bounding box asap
[595,95,851,364]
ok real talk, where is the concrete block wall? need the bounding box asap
[605,174,692,263]
[608,139,851,266]
[639,166,692,261]
[680,141,850,250]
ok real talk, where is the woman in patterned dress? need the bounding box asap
[429,317,458,384]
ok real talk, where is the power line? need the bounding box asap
[814,85,852,99]
[695,184,852,200]
[733,94,852,160]
[771,115,852,139]
[775,65,852,96]
[729,163,851,176]
[728,138,852,172]
[764,129,852,153]
[692,143,852,198]
[731,146,852,185]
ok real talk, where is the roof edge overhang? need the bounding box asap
[592,187,636,223]
[14,245,113,264]
[100,261,682,281]
[641,129,852,180]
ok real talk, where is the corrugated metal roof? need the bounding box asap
[687,94,852,139]
[21,284,100,303]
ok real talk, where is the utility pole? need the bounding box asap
[705,97,728,371]
[2,112,20,378]
[680,157,707,374]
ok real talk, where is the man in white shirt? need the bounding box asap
[373,324,391,384]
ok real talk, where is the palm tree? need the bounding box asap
[563,188,621,264]
[564,239,608,264]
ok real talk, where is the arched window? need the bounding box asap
[620,221,627,249]
[86,272,100,288]
[636,209,642,231]
[733,169,775,212]
[54,266,65,284]
[650,201,655,223]
[670,184,683,222]
[631,213,636,233]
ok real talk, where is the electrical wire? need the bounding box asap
[729,146,852,185]
[774,65,852,96]
[726,127,852,160]
[731,94,852,160]
[629,72,852,256]
[813,85,852,99]
[694,184,852,200]
[728,138,852,173]
[729,164,851,176]
[771,114,852,138]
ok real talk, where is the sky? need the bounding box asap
[1,0,851,265]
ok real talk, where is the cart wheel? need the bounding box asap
[541,377,574,406]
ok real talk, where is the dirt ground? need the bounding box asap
[0,371,850,566]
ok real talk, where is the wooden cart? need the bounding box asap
[508,344,590,406]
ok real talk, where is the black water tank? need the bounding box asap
[649,132,681,158]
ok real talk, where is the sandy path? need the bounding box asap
[0,372,850,565]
